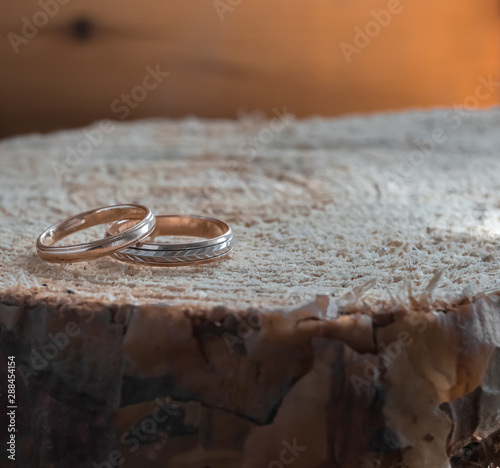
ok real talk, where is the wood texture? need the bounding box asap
[1,293,500,467]
[1,109,500,466]
[2,110,500,308]
[1,0,499,136]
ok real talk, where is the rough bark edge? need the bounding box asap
[2,289,500,468]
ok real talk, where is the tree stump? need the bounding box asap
[1,110,500,467]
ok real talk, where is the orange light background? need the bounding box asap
[0,0,499,137]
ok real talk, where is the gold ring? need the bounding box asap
[36,204,156,263]
[106,214,233,266]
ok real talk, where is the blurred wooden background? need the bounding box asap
[0,0,499,137]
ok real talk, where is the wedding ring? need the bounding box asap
[106,215,233,266]
[36,204,156,263]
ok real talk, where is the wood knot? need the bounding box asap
[70,17,94,41]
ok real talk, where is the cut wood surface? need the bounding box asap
[1,109,500,308]
[1,0,499,136]
[1,109,500,467]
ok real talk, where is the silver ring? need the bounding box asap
[106,215,234,266]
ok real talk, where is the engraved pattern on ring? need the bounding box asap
[114,237,233,264]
